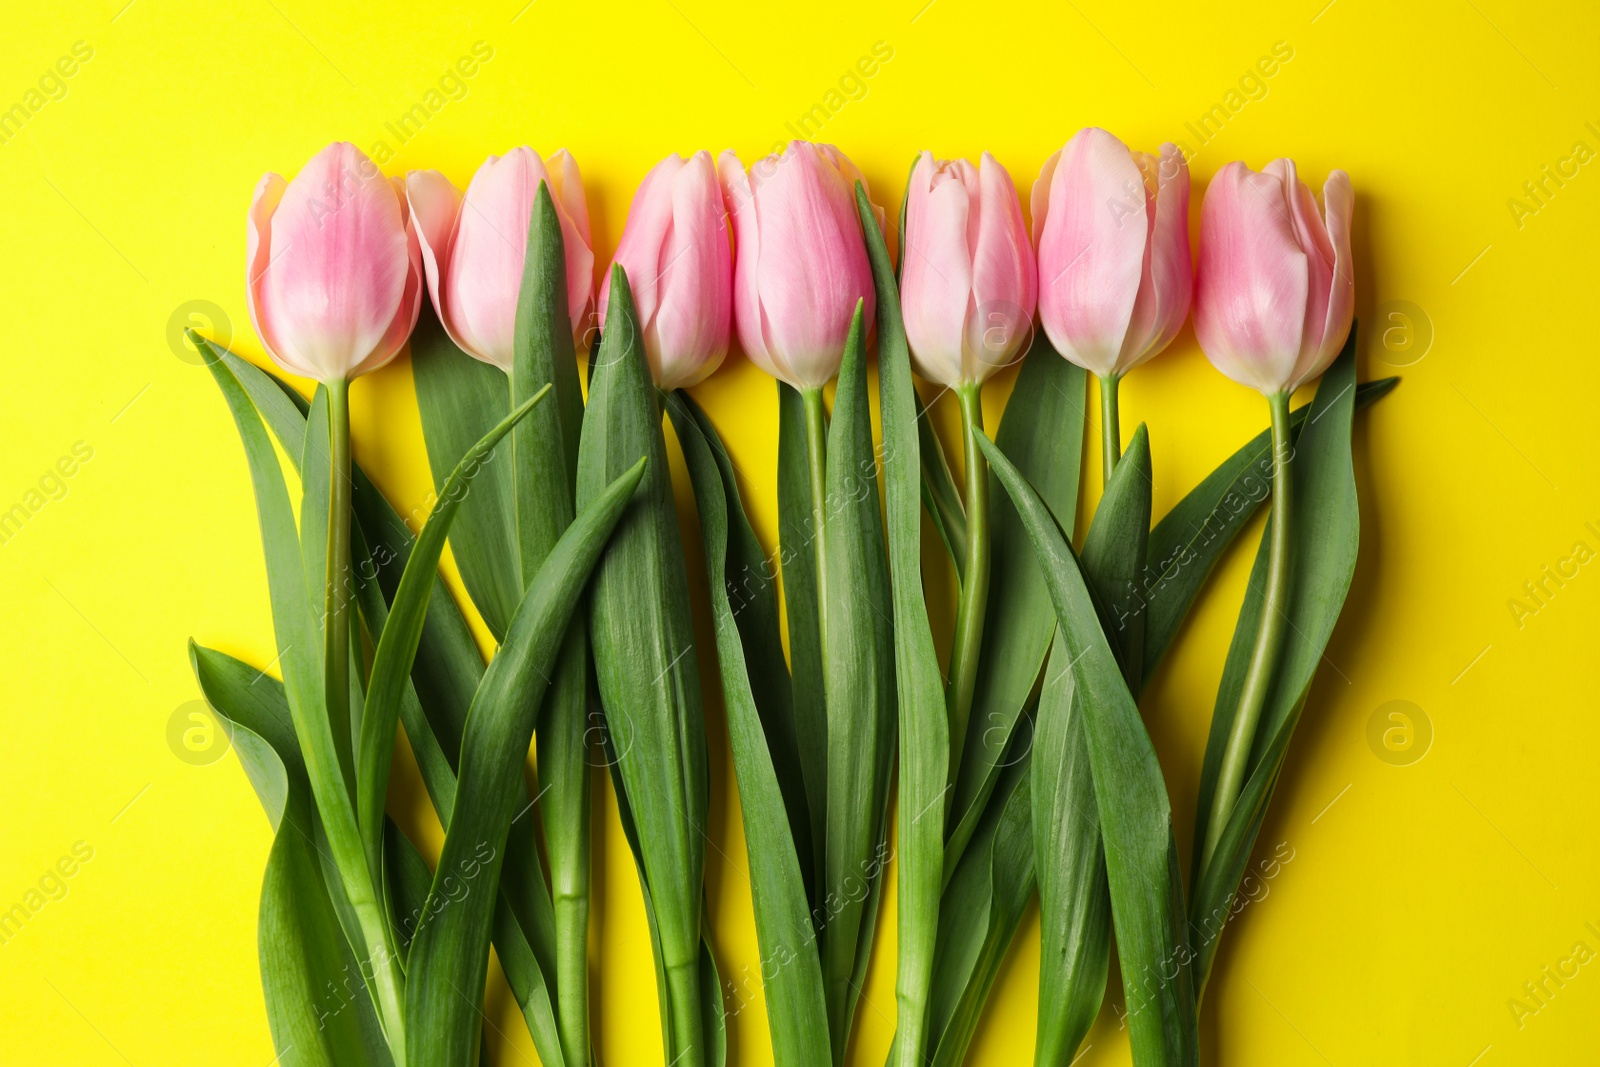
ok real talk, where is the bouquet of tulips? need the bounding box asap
[192,128,1393,1067]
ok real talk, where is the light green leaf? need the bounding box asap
[818,302,898,1065]
[1188,337,1364,991]
[667,391,829,1067]
[858,181,948,1067]
[976,427,1198,1067]
[404,454,645,1067]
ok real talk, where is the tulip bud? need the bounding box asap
[1033,128,1192,379]
[246,142,423,382]
[901,151,1036,388]
[717,141,877,391]
[406,147,594,372]
[1194,159,1353,395]
[597,151,732,391]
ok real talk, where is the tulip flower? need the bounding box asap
[1191,159,1353,885]
[1193,159,1353,397]
[407,147,594,371]
[598,151,732,390]
[717,140,877,391]
[246,141,424,384]
[1033,128,1191,483]
[899,149,1036,788]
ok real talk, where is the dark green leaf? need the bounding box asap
[1188,339,1363,991]
[976,427,1197,1066]
[945,338,1087,881]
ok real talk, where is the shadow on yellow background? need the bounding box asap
[1,1,1596,1064]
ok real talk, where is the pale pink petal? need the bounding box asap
[964,151,1035,379]
[600,154,685,334]
[404,169,469,351]
[901,152,972,387]
[1116,143,1191,372]
[446,149,545,369]
[547,149,594,332]
[255,142,410,381]
[719,149,776,378]
[1030,149,1060,246]
[1194,162,1308,394]
[1036,128,1150,377]
[652,151,731,388]
[1288,169,1354,389]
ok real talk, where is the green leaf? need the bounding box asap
[404,454,646,1067]
[667,391,829,1067]
[975,427,1198,1067]
[190,642,391,1067]
[817,302,899,1065]
[919,742,1035,1067]
[411,301,520,640]
[511,180,594,1067]
[777,380,828,901]
[945,337,1087,881]
[858,181,948,1067]
[213,351,571,1061]
[1188,339,1364,991]
[1142,373,1397,683]
[355,386,549,888]
[1032,425,1152,1066]
[576,266,710,1067]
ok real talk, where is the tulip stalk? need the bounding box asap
[1199,390,1293,877]
[945,383,990,785]
[803,387,831,659]
[1098,373,1121,484]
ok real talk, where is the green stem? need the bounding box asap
[322,378,407,1060]
[945,384,991,789]
[666,957,706,1067]
[803,387,830,666]
[1099,373,1121,486]
[1199,391,1294,878]
[324,378,355,800]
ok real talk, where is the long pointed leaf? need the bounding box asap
[405,456,645,1066]
[818,302,898,1065]
[976,428,1198,1066]
[577,266,711,1067]
[668,392,830,1067]
[858,181,948,1067]
[1189,339,1363,989]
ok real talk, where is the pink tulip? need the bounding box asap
[901,151,1036,388]
[406,147,594,372]
[1033,128,1192,380]
[717,141,877,391]
[597,151,732,390]
[1194,159,1353,395]
[246,142,423,382]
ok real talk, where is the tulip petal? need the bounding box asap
[653,151,731,389]
[1036,128,1150,378]
[601,154,685,335]
[1030,150,1060,247]
[246,172,305,376]
[1117,144,1191,372]
[719,149,778,378]
[750,142,875,389]
[902,152,972,387]
[1289,169,1354,390]
[965,152,1036,379]
[254,142,411,381]
[548,149,595,333]
[406,169,470,351]
[1194,161,1308,394]
[446,150,541,369]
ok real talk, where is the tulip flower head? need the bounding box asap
[597,151,732,391]
[1033,128,1192,379]
[1194,158,1353,396]
[717,141,878,391]
[406,147,594,372]
[246,142,424,382]
[900,151,1037,388]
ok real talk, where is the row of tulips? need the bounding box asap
[195,128,1389,1067]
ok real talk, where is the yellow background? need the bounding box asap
[2,0,1597,1063]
